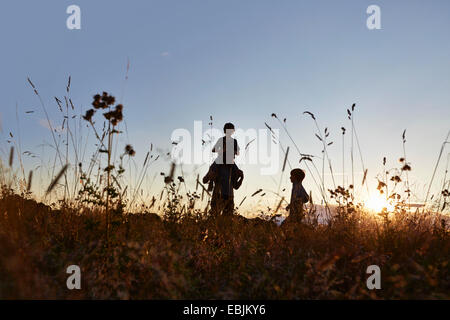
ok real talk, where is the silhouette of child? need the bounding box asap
[287,168,309,222]
[212,122,240,165]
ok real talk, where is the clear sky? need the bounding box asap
[0,0,449,212]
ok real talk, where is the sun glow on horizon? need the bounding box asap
[364,193,395,212]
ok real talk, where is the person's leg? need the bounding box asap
[222,197,235,216]
[288,201,297,222]
[288,202,304,223]
[203,162,218,184]
[232,164,243,189]
[210,188,220,217]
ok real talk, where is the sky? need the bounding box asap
[0,0,449,212]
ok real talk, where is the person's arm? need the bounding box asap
[299,185,309,203]
[235,139,240,156]
[286,186,294,211]
[212,138,221,153]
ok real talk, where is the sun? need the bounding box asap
[365,194,395,212]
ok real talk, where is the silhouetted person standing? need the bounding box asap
[203,123,243,216]
[286,168,309,222]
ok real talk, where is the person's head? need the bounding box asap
[290,168,305,183]
[223,122,235,136]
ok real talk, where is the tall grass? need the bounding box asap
[0,187,448,299]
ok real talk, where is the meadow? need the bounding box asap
[0,82,449,299]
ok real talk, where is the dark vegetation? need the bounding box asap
[1,83,449,299]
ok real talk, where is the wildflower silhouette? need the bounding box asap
[80,92,134,243]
